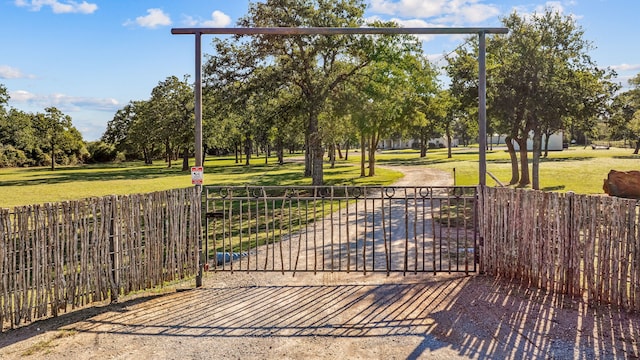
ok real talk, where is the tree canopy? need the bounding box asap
[609,73,640,153]
[103,76,194,168]
[202,0,441,184]
[0,85,87,169]
[447,9,617,189]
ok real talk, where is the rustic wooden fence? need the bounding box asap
[479,186,640,312]
[0,188,201,332]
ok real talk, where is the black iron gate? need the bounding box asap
[203,186,478,275]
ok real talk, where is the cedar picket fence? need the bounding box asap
[0,188,201,332]
[479,186,640,312]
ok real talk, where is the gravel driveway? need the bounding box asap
[1,165,639,359]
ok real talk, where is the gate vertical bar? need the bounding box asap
[194,31,204,288]
[478,31,487,187]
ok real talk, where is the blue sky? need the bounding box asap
[1,0,638,141]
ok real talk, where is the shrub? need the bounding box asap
[0,145,28,167]
[86,141,119,163]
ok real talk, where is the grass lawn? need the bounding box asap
[1,146,637,207]
[372,145,640,194]
[0,155,403,208]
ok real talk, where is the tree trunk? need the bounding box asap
[505,136,519,185]
[202,145,207,164]
[143,145,153,165]
[244,134,251,166]
[182,147,189,172]
[517,137,530,187]
[304,133,312,177]
[235,144,239,164]
[360,132,366,177]
[336,143,343,159]
[368,133,379,177]
[50,142,55,171]
[367,139,376,177]
[344,141,349,161]
[543,131,552,158]
[265,145,268,165]
[420,129,427,158]
[165,141,172,168]
[634,139,640,155]
[309,112,324,186]
[532,131,542,190]
[276,138,284,165]
[446,133,452,159]
[329,142,336,169]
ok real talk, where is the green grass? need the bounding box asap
[0,155,403,208]
[370,146,640,194]
[1,146,636,207]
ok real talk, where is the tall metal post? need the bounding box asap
[478,31,487,187]
[194,31,204,288]
[195,31,203,170]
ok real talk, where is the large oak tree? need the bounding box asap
[205,0,384,185]
[447,9,617,189]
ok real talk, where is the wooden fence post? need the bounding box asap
[566,191,575,296]
[110,196,120,303]
[477,185,485,274]
[196,187,204,288]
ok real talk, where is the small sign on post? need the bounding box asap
[191,166,204,185]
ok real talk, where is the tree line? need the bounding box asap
[0,85,87,170]
[3,0,640,191]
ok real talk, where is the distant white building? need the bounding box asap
[513,132,563,151]
[490,132,564,151]
[380,137,459,150]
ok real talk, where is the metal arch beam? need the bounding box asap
[172,26,508,286]
[172,27,508,35]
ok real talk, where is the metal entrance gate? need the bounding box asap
[203,186,478,275]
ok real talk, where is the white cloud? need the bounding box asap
[363,16,470,43]
[611,64,640,72]
[0,65,35,79]
[9,90,37,102]
[369,0,500,24]
[124,8,172,29]
[15,0,97,14]
[9,90,119,112]
[202,11,232,27]
[513,1,581,21]
[183,10,232,27]
[535,1,566,14]
[372,17,442,42]
[455,3,501,23]
[370,0,449,18]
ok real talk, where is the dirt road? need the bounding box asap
[1,166,638,359]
